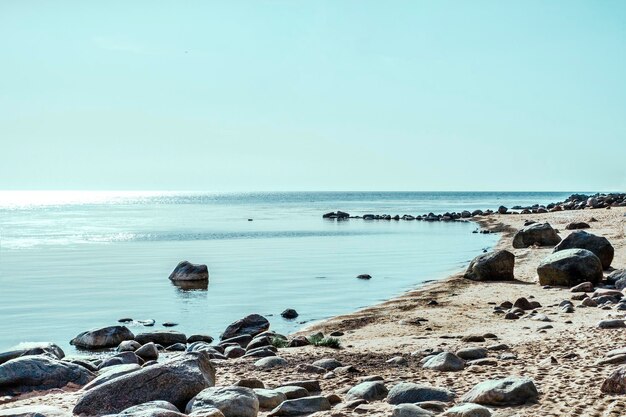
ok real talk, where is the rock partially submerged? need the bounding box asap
[221,314,270,340]
[464,250,515,281]
[169,261,209,282]
[73,352,215,415]
[71,326,135,350]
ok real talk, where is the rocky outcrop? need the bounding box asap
[464,250,515,281]
[461,377,538,405]
[73,352,215,415]
[71,326,135,350]
[221,314,270,340]
[168,261,209,282]
[512,223,561,248]
[553,230,614,269]
[0,355,93,396]
[537,249,603,286]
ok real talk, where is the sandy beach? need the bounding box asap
[3,207,626,417]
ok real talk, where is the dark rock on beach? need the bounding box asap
[553,230,614,269]
[168,261,209,281]
[186,386,259,417]
[537,249,603,286]
[221,314,270,340]
[512,223,561,248]
[464,250,515,281]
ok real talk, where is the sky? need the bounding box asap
[1,1,625,192]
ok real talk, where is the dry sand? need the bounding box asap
[3,207,626,417]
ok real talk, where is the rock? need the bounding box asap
[423,352,465,371]
[234,378,265,389]
[83,364,141,390]
[386,356,408,366]
[571,282,594,292]
[311,358,342,370]
[224,346,245,359]
[464,250,515,281]
[443,403,491,417]
[553,231,614,269]
[274,386,309,399]
[166,343,186,352]
[242,347,276,359]
[387,382,455,404]
[169,261,209,281]
[135,331,187,347]
[254,389,287,409]
[601,366,626,393]
[0,405,71,417]
[582,297,598,307]
[0,343,65,366]
[512,223,561,248]
[221,314,270,340]
[391,404,435,417]
[461,334,486,342]
[566,222,590,230]
[116,400,182,416]
[461,377,538,405]
[0,355,93,396]
[186,386,258,417]
[73,352,215,415]
[345,381,388,401]
[99,352,140,369]
[456,348,488,361]
[357,274,372,280]
[277,380,320,392]
[268,396,331,416]
[187,335,214,344]
[597,319,626,329]
[118,341,142,352]
[497,206,508,214]
[512,297,533,310]
[287,336,310,348]
[254,357,288,370]
[608,269,626,287]
[537,249,603,286]
[280,309,298,319]
[135,343,159,361]
[71,326,135,350]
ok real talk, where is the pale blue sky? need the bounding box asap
[1,1,624,191]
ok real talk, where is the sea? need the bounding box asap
[0,191,573,352]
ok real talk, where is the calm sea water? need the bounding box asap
[0,191,572,352]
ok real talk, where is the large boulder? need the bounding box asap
[553,230,614,269]
[464,250,515,281]
[268,396,331,416]
[537,249,603,286]
[0,342,65,366]
[221,314,270,340]
[387,382,455,404]
[169,261,209,282]
[186,386,259,417]
[71,326,135,350]
[345,381,388,401]
[461,377,538,405]
[0,355,93,396]
[135,331,187,347]
[512,223,561,248]
[73,352,215,415]
[83,364,141,390]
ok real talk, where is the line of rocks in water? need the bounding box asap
[322,192,626,221]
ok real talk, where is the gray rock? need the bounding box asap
[99,352,140,369]
[221,314,270,340]
[570,282,594,293]
[392,404,435,417]
[268,396,331,416]
[253,389,287,409]
[225,346,246,359]
[186,386,259,417]
[274,386,309,399]
[597,319,626,329]
[118,341,142,352]
[0,343,65,366]
[311,358,342,370]
[464,250,515,281]
[387,382,455,404]
[512,223,561,248]
[246,336,272,351]
[169,261,209,281]
[73,352,215,415]
[71,326,135,350]
[423,352,465,371]
[187,334,214,344]
[83,364,140,390]
[610,270,626,290]
[234,378,265,389]
[461,377,538,405]
[0,355,93,396]
[537,249,603,286]
[456,348,488,361]
[277,380,320,393]
[601,366,626,393]
[0,405,71,417]
[254,357,288,370]
[553,231,614,269]
[117,400,182,416]
[135,343,159,361]
[443,403,491,417]
[346,381,388,401]
[135,331,187,347]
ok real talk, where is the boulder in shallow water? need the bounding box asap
[71,326,135,350]
[169,261,209,281]
[0,342,64,366]
[464,250,515,281]
[0,355,93,396]
[537,249,603,286]
[553,230,614,269]
[135,331,187,347]
[221,314,270,340]
[73,352,215,415]
[512,223,561,248]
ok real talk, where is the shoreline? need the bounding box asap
[2,205,625,416]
